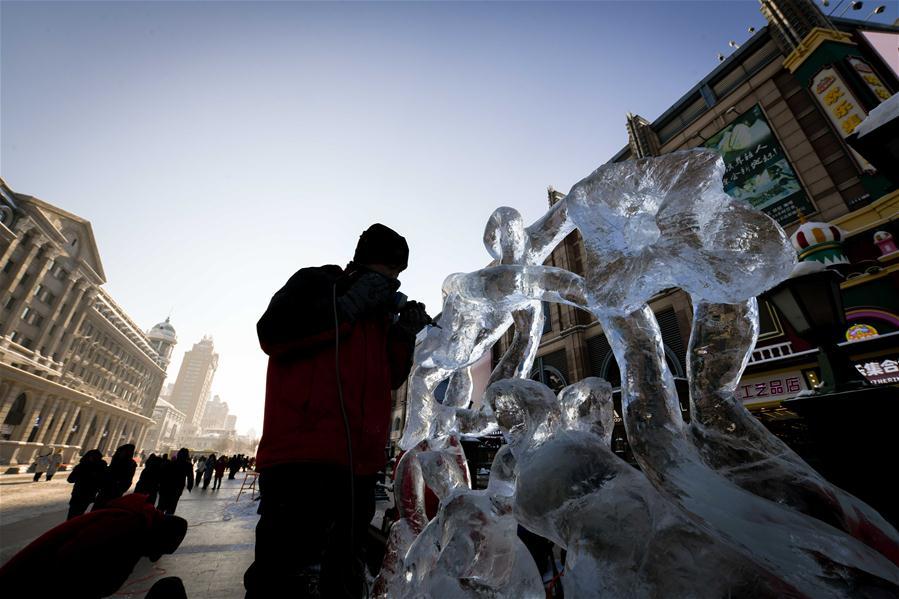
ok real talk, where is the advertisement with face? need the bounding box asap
[704,104,814,226]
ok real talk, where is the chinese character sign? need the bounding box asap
[809,66,874,172]
[704,104,813,226]
[847,57,894,104]
[854,358,899,385]
[738,371,809,405]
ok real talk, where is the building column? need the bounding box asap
[0,247,57,337]
[106,416,125,453]
[33,275,79,355]
[43,282,88,360]
[0,383,25,425]
[135,425,149,453]
[0,228,26,269]
[35,398,64,444]
[48,402,78,445]
[0,236,39,310]
[73,407,98,449]
[53,290,97,364]
[90,412,113,453]
[12,393,49,442]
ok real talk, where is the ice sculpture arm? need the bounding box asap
[524,195,575,264]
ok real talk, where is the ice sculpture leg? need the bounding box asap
[490,378,780,598]
[602,305,899,595]
[689,299,899,565]
[388,436,543,598]
[488,302,544,385]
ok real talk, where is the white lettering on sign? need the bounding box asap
[854,359,899,384]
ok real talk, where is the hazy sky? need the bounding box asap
[3,1,895,435]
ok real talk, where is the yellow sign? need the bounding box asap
[810,66,873,172]
[847,57,893,103]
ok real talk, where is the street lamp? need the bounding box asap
[863,4,885,21]
[767,269,867,393]
[838,1,864,17]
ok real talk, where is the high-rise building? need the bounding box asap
[169,336,218,431]
[224,414,237,432]
[200,394,228,431]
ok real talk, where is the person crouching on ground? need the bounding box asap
[243,223,430,599]
[0,493,188,598]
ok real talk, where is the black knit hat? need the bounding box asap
[352,223,409,270]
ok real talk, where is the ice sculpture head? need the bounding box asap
[564,149,796,311]
[485,379,560,457]
[484,207,527,264]
[558,377,614,445]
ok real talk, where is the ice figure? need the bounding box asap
[390,148,899,597]
[384,435,544,599]
[398,206,588,449]
[688,299,899,565]
[489,377,782,598]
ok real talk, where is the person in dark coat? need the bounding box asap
[213,456,227,490]
[228,454,241,479]
[135,454,163,505]
[202,453,216,490]
[157,448,194,515]
[244,224,426,599]
[93,444,137,510]
[66,449,107,520]
[0,493,188,599]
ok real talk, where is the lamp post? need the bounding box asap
[766,269,867,393]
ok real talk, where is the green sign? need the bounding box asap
[704,104,813,225]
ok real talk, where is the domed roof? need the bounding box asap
[148,317,177,343]
[790,220,845,252]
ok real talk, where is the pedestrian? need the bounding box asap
[158,448,194,515]
[135,454,163,505]
[244,224,427,598]
[66,449,107,519]
[228,454,240,480]
[45,448,63,481]
[0,494,188,599]
[195,455,206,488]
[213,455,227,490]
[202,453,216,490]
[32,447,52,482]
[94,444,137,510]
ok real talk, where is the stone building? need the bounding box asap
[142,398,186,456]
[147,317,177,370]
[168,336,218,433]
[200,394,229,431]
[0,179,169,469]
[493,2,897,459]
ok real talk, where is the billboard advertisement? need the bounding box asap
[704,104,814,226]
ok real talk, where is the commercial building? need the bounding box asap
[200,394,229,431]
[142,398,186,456]
[168,336,218,433]
[0,180,170,469]
[494,1,897,460]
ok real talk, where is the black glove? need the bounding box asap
[337,271,398,321]
[395,301,432,337]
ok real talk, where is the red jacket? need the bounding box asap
[256,265,414,475]
[0,494,167,598]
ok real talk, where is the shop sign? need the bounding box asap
[846,57,893,103]
[738,371,808,405]
[846,323,879,342]
[704,104,813,226]
[854,358,899,385]
[809,66,874,172]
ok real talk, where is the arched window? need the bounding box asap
[2,394,27,440]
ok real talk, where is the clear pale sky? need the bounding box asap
[3,1,895,435]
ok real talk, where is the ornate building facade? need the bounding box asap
[0,179,169,469]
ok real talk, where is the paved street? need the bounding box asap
[1,468,261,598]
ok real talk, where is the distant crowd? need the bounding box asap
[0,444,256,598]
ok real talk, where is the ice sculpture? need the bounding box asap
[388,148,899,597]
[489,377,782,598]
[688,299,899,564]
